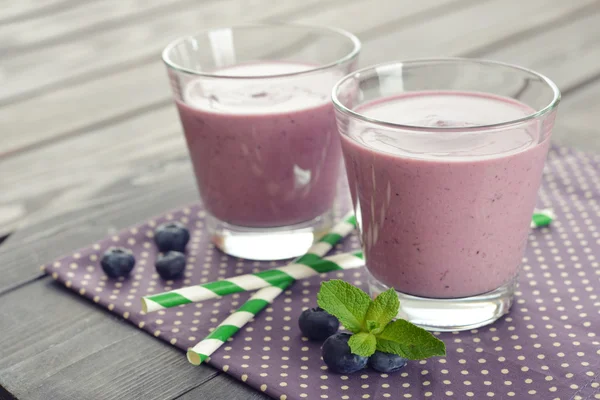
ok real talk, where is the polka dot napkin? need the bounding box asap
[43,146,600,400]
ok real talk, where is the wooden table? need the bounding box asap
[1,0,599,398]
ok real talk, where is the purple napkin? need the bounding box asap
[43,146,600,399]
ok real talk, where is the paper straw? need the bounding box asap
[186,207,556,365]
[186,207,556,364]
[143,250,364,312]
[531,209,555,228]
[186,212,358,365]
[187,280,292,365]
[142,212,357,313]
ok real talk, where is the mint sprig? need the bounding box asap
[376,319,446,360]
[317,280,446,360]
[316,278,371,333]
[348,332,377,357]
[365,286,399,334]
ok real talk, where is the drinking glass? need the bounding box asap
[163,24,360,260]
[332,59,560,330]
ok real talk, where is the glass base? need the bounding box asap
[367,273,515,332]
[207,211,334,261]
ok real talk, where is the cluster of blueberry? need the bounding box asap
[100,223,191,280]
[298,308,408,374]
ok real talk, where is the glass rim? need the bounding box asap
[162,23,361,79]
[331,58,562,132]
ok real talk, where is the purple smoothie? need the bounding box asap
[341,91,551,298]
[176,63,341,228]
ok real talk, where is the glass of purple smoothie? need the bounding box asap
[163,24,360,260]
[332,59,560,331]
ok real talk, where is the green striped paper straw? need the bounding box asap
[142,212,357,313]
[187,280,291,365]
[185,212,359,365]
[188,252,365,364]
[531,209,555,228]
[143,250,364,313]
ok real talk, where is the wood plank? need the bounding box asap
[0,0,363,156]
[0,107,184,221]
[0,0,477,239]
[1,5,599,400]
[290,0,468,37]
[465,8,600,152]
[0,111,199,293]
[0,0,81,25]
[551,78,600,152]
[0,0,211,54]
[2,0,600,290]
[0,279,219,400]
[358,0,600,65]
[0,0,349,107]
[465,4,600,90]
[1,0,592,157]
[2,0,462,56]
[0,0,465,115]
[176,374,269,400]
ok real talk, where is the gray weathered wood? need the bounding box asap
[552,78,600,152]
[465,6,600,152]
[358,0,600,65]
[465,3,600,90]
[0,0,211,54]
[0,0,350,107]
[0,141,195,294]
[0,0,468,153]
[2,1,600,399]
[0,0,482,240]
[291,0,465,37]
[2,0,600,290]
[0,0,81,25]
[176,374,270,400]
[0,279,219,400]
[2,0,594,156]
[2,0,599,246]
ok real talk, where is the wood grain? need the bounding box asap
[2,0,600,289]
[467,6,600,152]
[2,0,591,156]
[0,279,219,400]
[0,0,352,107]
[0,0,466,134]
[465,3,600,89]
[0,0,82,25]
[291,0,466,37]
[0,0,488,243]
[176,374,270,400]
[0,275,269,400]
[0,0,212,54]
[553,78,600,152]
[358,0,600,65]
[0,108,196,291]
[2,1,600,399]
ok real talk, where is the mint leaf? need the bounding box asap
[348,332,377,357]
[317,280,371,333]
[375,319,446,360]
[366,320,381,333]
[365,287,399,333]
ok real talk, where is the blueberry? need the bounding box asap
[298,307,339,341]
[154,222,190,252]
[322,333,368,374]
[100,247,135,278]
[368,351,408,373]
[155,251,186,279]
